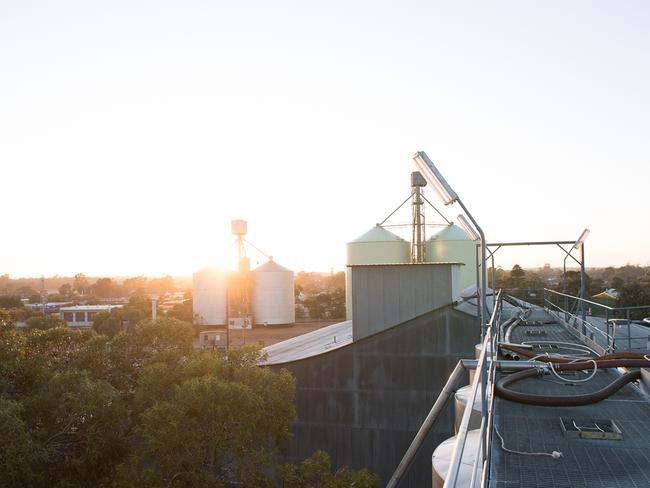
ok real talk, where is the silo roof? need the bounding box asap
[429,224,474,241]
[253,260,292,273]
[349,225,406,243]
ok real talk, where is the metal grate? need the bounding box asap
[560,418,623,440]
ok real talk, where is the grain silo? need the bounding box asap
[345,225,411,319]
[192,267,228,326]
[427,223,477,290]
[252,259,295,325]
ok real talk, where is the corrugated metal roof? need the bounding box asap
[260,320,352,365]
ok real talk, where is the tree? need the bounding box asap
[15,286,37,298]
[73,273,89,295]
[0,310,379,487]
[278,451,379,488]
[58,283,72,297]
[92,277,117,298]
[92,293,155,337]
[0,398,43,487]
[167,299,193,323]
[618,283,650,318]
[508,265,526,289]
[147,275,175,296]
[122,276,148,295]
[25,314,67,330]
[22,371,128,487]
[0,295,23,309]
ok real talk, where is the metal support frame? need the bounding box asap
[483,239,588,325]
[457,200,487,337]
[411,183,426,263]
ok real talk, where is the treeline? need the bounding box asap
[0,311,378,487]
[295,272,345,320]
[493,264,650,310]
[0,273,181,303]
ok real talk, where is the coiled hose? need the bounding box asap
[495,358,647,406]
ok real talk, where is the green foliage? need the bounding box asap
[92,277,119,298]
[25,314,67,330]
[92,294,156,338]
[0,398,43,487]
[618,283,650,318]
[73,273,90,295]
[0,295,23,309]
[278,450,379,488]
[58,283,72,297]
[0,310,376,487]
[295,272,346,319]
[167,298,193,323]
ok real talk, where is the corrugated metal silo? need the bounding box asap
[252,260,295,325]
[192,267,228,326]
[427,224,477,290]
[345,226,411,320]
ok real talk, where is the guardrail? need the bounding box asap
[544,288,650,353]
[444,289,503,488]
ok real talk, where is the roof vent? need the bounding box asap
[560,418,623,440]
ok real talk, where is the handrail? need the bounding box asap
[444,290,502,488]
[544,288,650,312]
[545,300,612,342]
[544,288,616,311]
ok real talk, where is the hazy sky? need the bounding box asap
[2,1,649,277]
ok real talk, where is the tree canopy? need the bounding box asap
[0,310,378,487]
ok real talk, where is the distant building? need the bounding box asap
[26,302,73,313]
[59,305,122,328]
[198,329,227,350]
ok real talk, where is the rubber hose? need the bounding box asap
[499,344,650,363]
[495,369,641,406]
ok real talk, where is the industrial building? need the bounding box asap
[59,304,122,328]
[259,152,650,487]
[258,166,484,486]
[192,220,296,331]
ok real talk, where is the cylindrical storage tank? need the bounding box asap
[252,260,295,325]
[432,430,481,488]
[427,224,477,291]
[345,226,411,320]
[469,342,494,383]
[454,385,484,434]
[231,219,247,235]
[192,267,228,326]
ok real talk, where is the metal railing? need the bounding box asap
[544,288,650,353]
[444,290,503,488]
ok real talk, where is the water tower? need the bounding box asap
[229,220,252,328]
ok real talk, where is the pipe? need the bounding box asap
[496,368,641,407]
[386,361,466,488]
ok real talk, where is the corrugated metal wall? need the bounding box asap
[271,305,478,487]
[350,263,459,341]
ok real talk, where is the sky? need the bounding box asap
[1,1,649,277]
